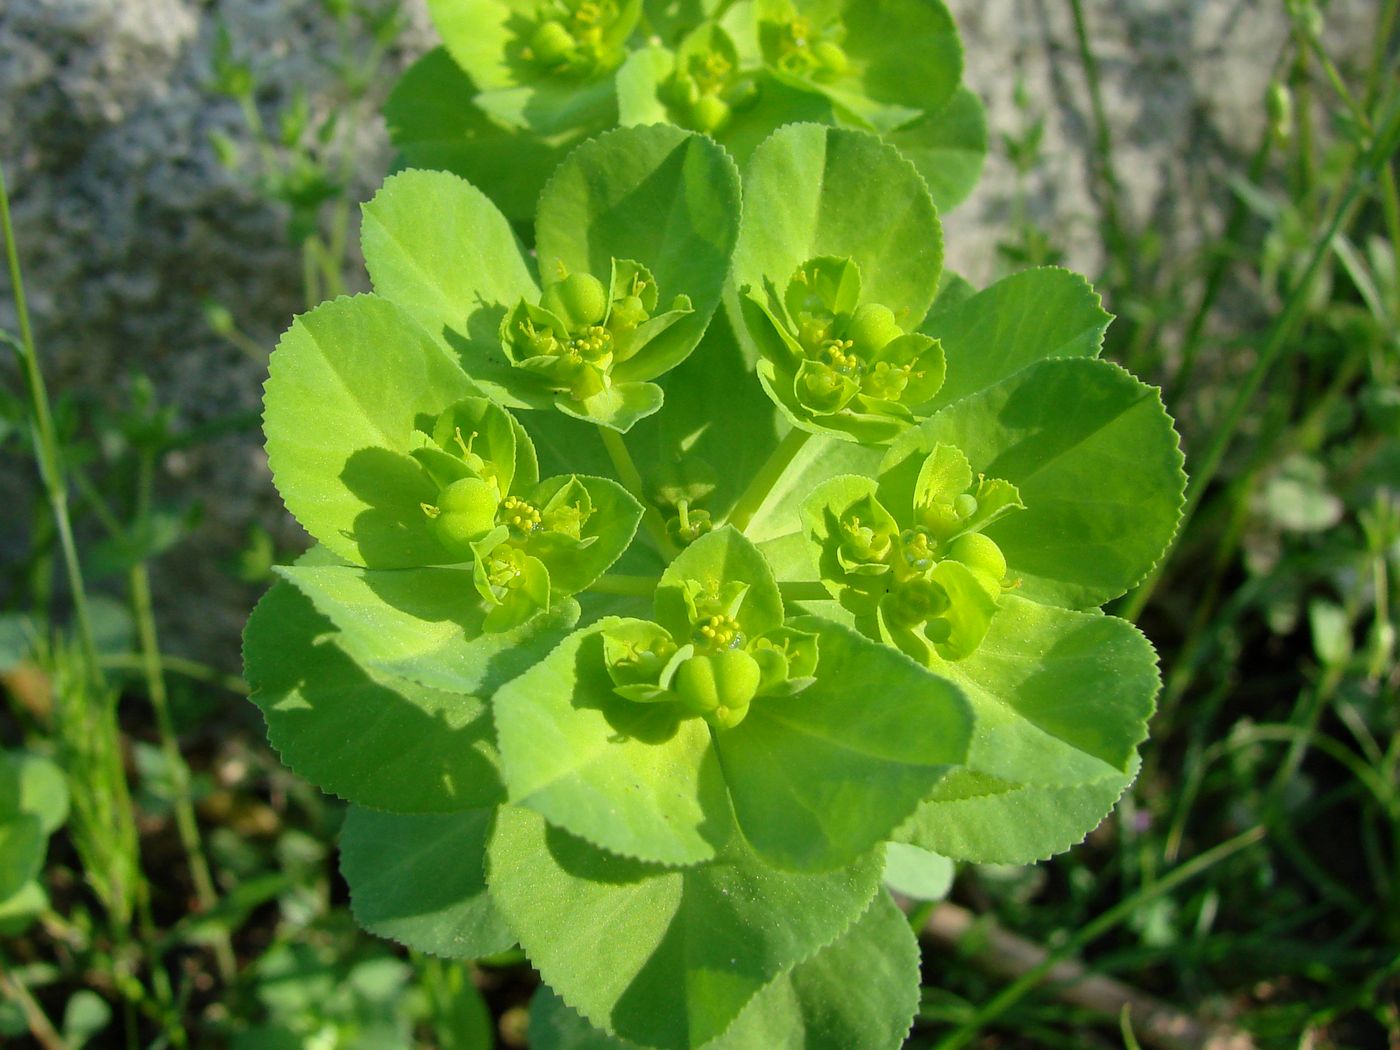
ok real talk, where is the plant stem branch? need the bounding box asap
[0,161,103,688]
[1121,97,1400,621]
[1066,0,1135,287]
[129,558,237,984]
[931,826,1267,1050]
[921,902,1257,1050]
[727,427,811,534]
[598,427,679,560]
[99,652,249,694]
[0,966,66,1050]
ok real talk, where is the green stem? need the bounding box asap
[590,574,661,597]
[301,238,322,309]
[1066,0,1134,286]
[0,161,103,688]
[1168,128,1274,401]
[1121,97,1400,621]
[129,558,237,984]
[598,427,679,560]
[726,427,811,534]
[931,826,1267,1050]
[99,652,249,695]
[0,961,65,1050]
[131,875,185,1047]
[1366,0,1400,107]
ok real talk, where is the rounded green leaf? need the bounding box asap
[886,87,988,214]
[902,766,1135,865]
[0,880,48,937]
[744,435,884,545]
[361,169,544,408]
[882,842,954,901]
[0,751,68,835]
[920,267,1112,412]
[713,617,971,871]
[884,357,1187,609]
[427,0,637,137]
[558,381,667,434]
[385,48,581,222]
[273,564,582,696]
[493,621,734,865]
[341,805,515,959]
[817,0,962,129]
[895,595,1157,863]
[529,889,920,1050]
[244,582,505,813]
[722,889,919,1050]
[488,805,882,1050]
[536,125,743,384]
[0,815,43,901]
[428,0,640,97]
[264,294,480,568]
[733,124,943,336]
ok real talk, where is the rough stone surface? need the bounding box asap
[0,0,1376,664]
[942,0,1374,285]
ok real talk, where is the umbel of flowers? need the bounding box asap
[245,123,1185,1050]
[391,0,985,222]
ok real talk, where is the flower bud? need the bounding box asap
[724,75,759,111]
[798,362,855,413]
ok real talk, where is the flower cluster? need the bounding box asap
[517,0,637,78]
[745,256,946,442]
[602,538,819,728]
[804,443,1022,663]
[414,397,644,629]
[501,259,692,421]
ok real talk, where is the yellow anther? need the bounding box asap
[499,495,543,534]
[694,613,743,651]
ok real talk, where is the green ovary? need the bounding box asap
[521,0,627,78]
[760,10,850,82]
[427,476,500,554]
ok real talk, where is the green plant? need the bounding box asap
[385,0,987,223]
[0,748,67,937]
[243,112,1185,1048]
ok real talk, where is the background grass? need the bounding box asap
[1,0,1397,1047]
